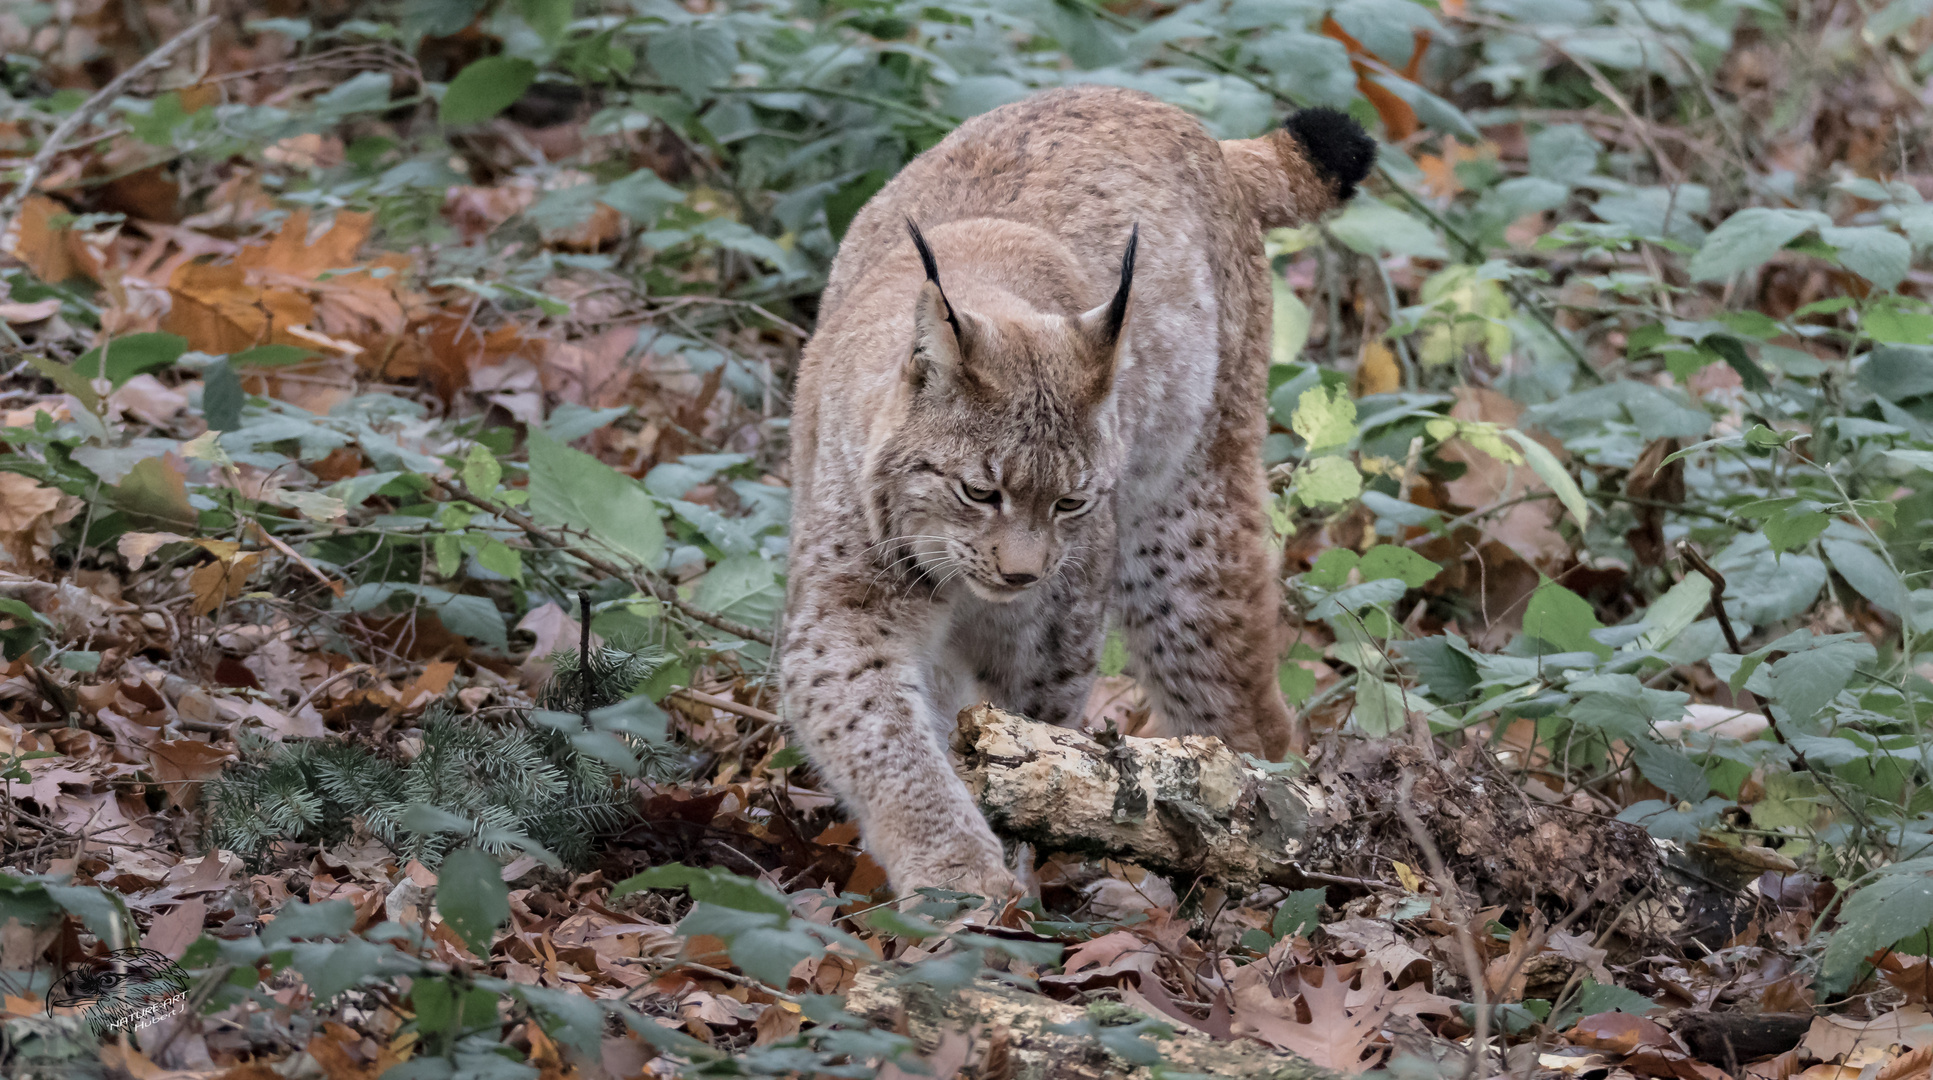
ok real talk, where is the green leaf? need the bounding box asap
[0,596,50,661]
[461,443,502,495]
[1304,548,1361,590]
[513,0,572,44]
[600,169,685,226]
[648,22,736,99]
[1637,574,1712,652]
[44,883,129,943]
[1766,639,1872,722]
[825,169,891,241]
[1821,867,1933,992]
[692,554,783,629]
[441,57,538,126]
[1502,430,1589,530]
[1292,387,1358,452]
[767,745,807,769]
[473,538,522,582]
[1573,979,1655,1018]
[24,354,99,410]
[231,344,316,367]
[613,863,788,918]
[437,847,510,958]
[1293,456,1361,507]
[1822,225,1913,292]
[291,936,395,1003]
[1358,545,1441,588]
[526,429,666,571]
[412,977,456,1038]
[261,898,357,946]
[203,358,243,432]
[1689,207,1827,282]
[1400,635,1479,702]
[1823,538,1910,616]
[1271,888,1326,940]
[1353,677,1416,738]
[1278,661,1316,705]
[1628,740,1712,803]
[403,0,485,40]
[1327,198,1448,259]
[1764,510,1829,556]
[1271,276,1313,366]
[117,457,198,529]
[1522,578,1609,659]
[1700,335,1773,393]
[76,333,188,388]
[1527,124,1599,184]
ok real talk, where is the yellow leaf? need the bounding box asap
[117,531,191,570]
[1352,340,1402,396]
[1392,861,1426,893]
[189,551,262,616]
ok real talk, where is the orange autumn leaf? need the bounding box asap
[164,261,270,353]
[1321,16,1433,142]
[189,551,263,617]
[6,196,83,285]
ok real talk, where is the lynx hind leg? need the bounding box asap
[1114,463,1294,759]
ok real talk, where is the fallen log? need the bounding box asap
[845,967,1347,1080]
[951,704,1668,919]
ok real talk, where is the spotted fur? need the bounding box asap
[781,86,1368,898]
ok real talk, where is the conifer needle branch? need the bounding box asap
[0,14,220,233]
[438,479,776,645]
[578,590,594,723]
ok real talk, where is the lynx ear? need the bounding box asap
[906,220,968,392]
[1077,224,1138,393]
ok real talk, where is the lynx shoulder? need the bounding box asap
[780,86,1373,897]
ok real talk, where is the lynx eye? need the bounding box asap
[1055,496,1089,514]
[958,481,1001,505]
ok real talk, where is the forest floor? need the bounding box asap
[5,1,1933,1078]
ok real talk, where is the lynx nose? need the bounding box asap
[1001,572,1038,587]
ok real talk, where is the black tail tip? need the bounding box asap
[1283,107,1377,203]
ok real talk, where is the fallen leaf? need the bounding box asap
[1803,1007,1933,1063]
[1570,1011,1678,1054]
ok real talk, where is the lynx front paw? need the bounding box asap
[890,846,1018,904]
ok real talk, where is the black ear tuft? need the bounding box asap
[906,218,942,285]
[1283,107,1377,203]
[906,218,965,345]
[1102,223,1138,345]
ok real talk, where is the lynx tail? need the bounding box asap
[1219,107,1378,231]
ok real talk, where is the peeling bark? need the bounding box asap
[952,705,1672,922]
[952,704,1322,888]
[846,968,1346,1080]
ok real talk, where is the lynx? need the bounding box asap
[780,86,1375,898]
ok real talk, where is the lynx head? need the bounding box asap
[864,220,1136,603]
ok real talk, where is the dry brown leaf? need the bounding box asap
[147,738,234,809]
[1233,962,1390,1074]
[1570,1012,1678,1054]
[141,898,208,959]
[118,531,191,570]
[189,551,263,617]
[1804,1007,1933,1063]
[5,196,82,285]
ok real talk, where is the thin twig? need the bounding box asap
[290,663,373,719]
[671,687,782,726]
[1396,772,1489,1080]
[0,15,221,232]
